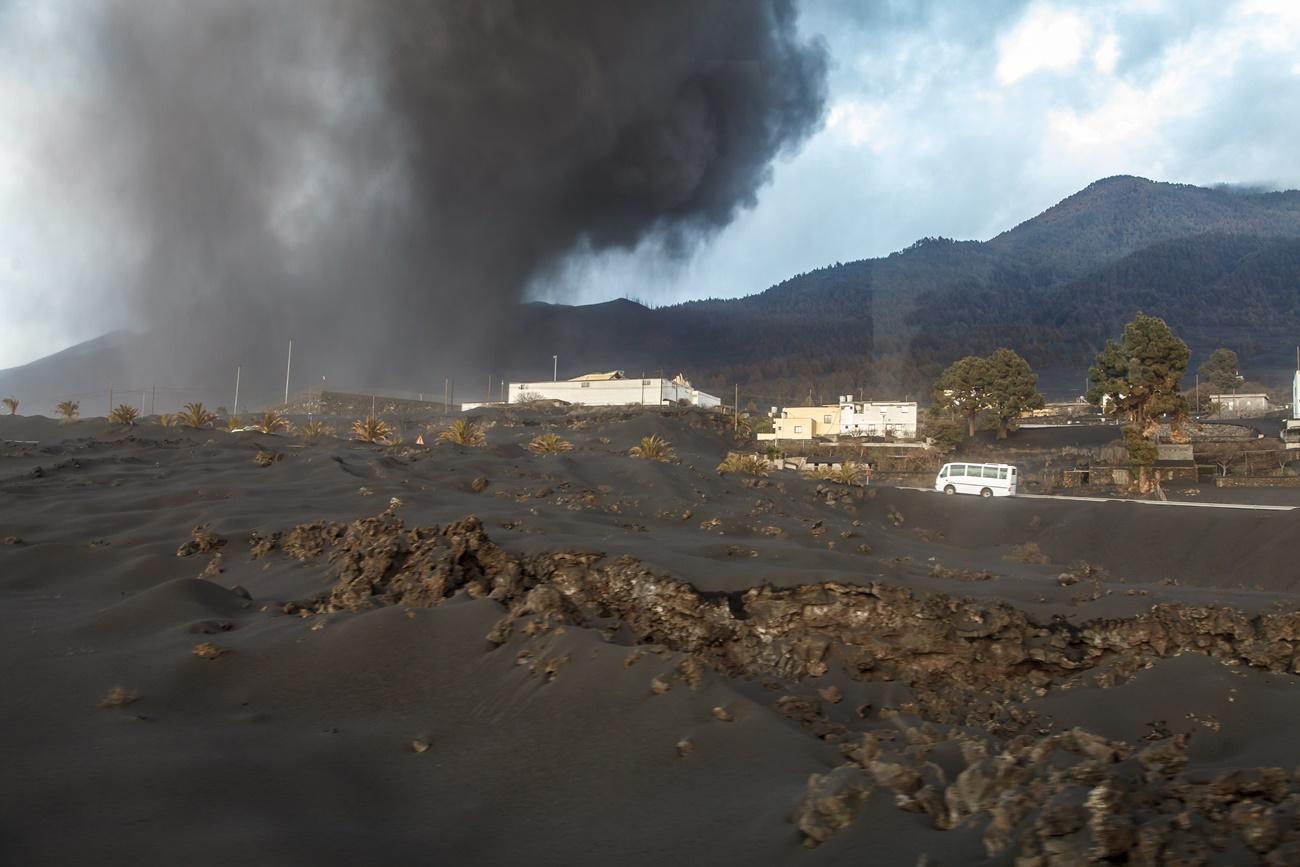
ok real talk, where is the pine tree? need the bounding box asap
[933,355,992,437]
[984,348,1044,439]
[1197,347,1241,393]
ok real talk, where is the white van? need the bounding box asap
[935,462,1018,497]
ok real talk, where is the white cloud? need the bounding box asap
[996,4,1091,84]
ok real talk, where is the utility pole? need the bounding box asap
[553,355,558,382]
[233,365,241,417]
[283,338,293,406]
[108,386,112,415]
[1195,374,1200,415]
[734,384,739,432]
[487,374,492,403]
[444,378,449,412]
[151,384,156,416]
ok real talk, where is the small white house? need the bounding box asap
[508,371,721,408]
[838,396,918,438]
[1210,393,1270,418]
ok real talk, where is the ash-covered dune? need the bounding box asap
[4,410,1300,864]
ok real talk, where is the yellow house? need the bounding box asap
[771,405,841,440]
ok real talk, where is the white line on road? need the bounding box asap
[894,488,1296,511]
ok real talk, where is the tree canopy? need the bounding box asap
[1198,347,1241,392]
[933,355,992,436]
[933,349,1043,438]
[984,348,1045,438]
[1086,313,1189,433]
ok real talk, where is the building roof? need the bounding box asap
[568,371,625,381]
[1208,393,1269,400]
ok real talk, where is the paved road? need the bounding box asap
[898,487,1297,512]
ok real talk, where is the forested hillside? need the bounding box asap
[500,177,1300,402]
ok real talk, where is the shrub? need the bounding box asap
[438,419,485,446]
[158,413,177,428]
[2,397,16,415]
[1004,542,1050,565]
[251,410,289,434]
[108,404,140,427]
[176,402,217,429]
[629,434,674,461]
[295,419,334,440]
[223,415,243,431]
[818,461,868,486]
[351,416,393,444]
[515,390,546,405]
[98,686,139,708]
[716,452,769,476]
[56,400,80,422]
[528,432,573,455]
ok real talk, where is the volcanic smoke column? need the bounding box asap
[72,0,829,384]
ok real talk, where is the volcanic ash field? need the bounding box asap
[5,409,1300,866]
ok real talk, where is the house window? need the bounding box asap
[793,425,804,434]
[581,382,590,388]
[823,415,832,424]
[642,379,651,386]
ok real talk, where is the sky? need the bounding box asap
[2,0,1300,369]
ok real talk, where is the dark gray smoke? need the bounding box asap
[79,0,827,392]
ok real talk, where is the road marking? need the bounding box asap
[894,487,1296,511]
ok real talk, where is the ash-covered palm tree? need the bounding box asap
[56,400,80,423]
[351,416,393,444]
[176,402,217,429]
[2,397,17,416]
[528,432,573,455]
[629,434,673,461]
[108,404,140,427]
[437,419,485,447]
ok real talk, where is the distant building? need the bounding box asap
[1210,393,1270,418]
[758,396,918,441]
[507,371,721,408]
[769,405,842,440]
[839,396,918,438]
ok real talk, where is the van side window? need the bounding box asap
[939,466,948,478]
[983,466,998,478]
[998,468,1008,479]
[951,464,965,477]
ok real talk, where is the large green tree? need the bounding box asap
[1197,347,1241,392]
[984,348,1045,438]
[933,355,992,436]
[1088,314,1189,490]
[1086,313,1189,432]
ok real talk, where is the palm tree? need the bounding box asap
[716,453,768,476]
[528,432,573,455]
[2,397,17,416]
[295,419,334,440]
[351,416,393,444]
[158,413,177,428]
[819,461,868,486]
[629,434,674,461]
[176,402,217,429]
[222,415,243,432]
[252,410,289,434]
[56,400,80,423]
[437,419,485,446]
[108,404,140,427]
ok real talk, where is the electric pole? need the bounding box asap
[283,338,293,406]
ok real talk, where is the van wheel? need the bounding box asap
[943,485,955,495]
[980,487,993,498]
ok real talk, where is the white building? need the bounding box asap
[508,371,721,408]
[838,396,918,438]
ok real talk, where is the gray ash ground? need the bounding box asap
[4,408,1300,865]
